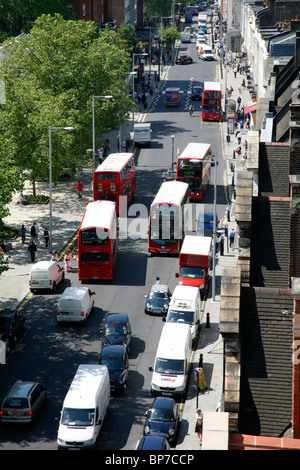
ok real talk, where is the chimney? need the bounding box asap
[292,278,300,439]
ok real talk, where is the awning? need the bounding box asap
[244,103,257,114]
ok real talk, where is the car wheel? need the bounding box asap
[52,282,56,293]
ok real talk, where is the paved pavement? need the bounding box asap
[0,20,254,450]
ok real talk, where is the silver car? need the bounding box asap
[0,381,47,424]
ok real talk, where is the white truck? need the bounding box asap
[131,122,152,146]
[57,364,110,450]
[149,323,192,398]
[181,31,191,43]
[163,285,201,343]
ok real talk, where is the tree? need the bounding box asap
[162,25,181,48]
[118,24,137,53]
[0,14,133,191]
[0,0,73,37]
[0,136,23,274]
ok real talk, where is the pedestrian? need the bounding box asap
[51,251,59,263]
[229,228,235,248]
[30,222,39,245]
[28,240,37,263]
[195,409,203,444]
[43,227,49,249]
[77,181,83,199]
[237,96,241,108]
[98,147,104,164]
[156,276,161,284]
[104,138,110,157]
[237,131,242,145]
[67,249,73,271]
[20,225,26,244]
[233,66,237,78]
[64,251,71,272]
[189,104,194,116]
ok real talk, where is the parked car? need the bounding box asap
[197,211,219,236]
[136,436,170,450]
[100,313,132,352]
[143,397,180,444]
[144,284,172,316]
[191,85,203,100]
[175,54,193,65]
[0,381,47,424]
[98,344,129,393]
[0,309,25,348]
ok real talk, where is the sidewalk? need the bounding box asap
[176,47,254,450]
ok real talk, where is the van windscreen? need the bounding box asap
[167,310,194,324]
[155,358,184,375]
[62,408,95,426]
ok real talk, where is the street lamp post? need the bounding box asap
[49,126,74,253]
[92,95,113,170]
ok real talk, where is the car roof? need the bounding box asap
[101,344,126,358]
[106,313,128,324]
[152,396,175,409]
[8,381,36,398]
[150,284,169,294]
[0,309,16,319]
[139,436,168,450]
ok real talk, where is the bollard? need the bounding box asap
[198,353,203,368]
[206,312,210,328]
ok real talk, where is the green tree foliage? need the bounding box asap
[118,24,137,53]
[0,137,23,274]
[0,0,73,37]
[0,14,132,188]
[162,25,181,48]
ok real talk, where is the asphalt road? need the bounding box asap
[0,15,229,451]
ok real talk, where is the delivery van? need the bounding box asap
[163,285,201,343]
[57,287,95,324]
[181,31,191,43]
[131,122,152,146]
[29,261,64,293]
[198,44,214,60]
[149,323,192,398]
[57,364,110,450]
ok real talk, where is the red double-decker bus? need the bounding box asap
[93,152,136,215]
[78,200,118,282]
[201,81,222,121]
[148,181,189,255]
[176,143,212,200]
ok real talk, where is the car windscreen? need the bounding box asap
[100,356,123,371]
[62,408,95,426]
[155,358,184,374]
[149,408,174,422]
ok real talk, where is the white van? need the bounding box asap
[163,285,201,343]
[29,261,64,293]
[57,287,95,324]
[57,364,110,450]
[198,44,214,60]
[149,323,192,398]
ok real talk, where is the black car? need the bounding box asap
[191,85,203,100]
[143,397,180,445]
[136,436,170,450]
[100,313,132,352]
[144,284,172,316]
[0,309,25,348]
[99,344,129,393]
[175,54,193,65]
